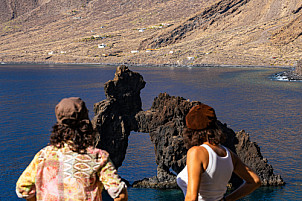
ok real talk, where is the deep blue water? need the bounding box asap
[0,64,301,200]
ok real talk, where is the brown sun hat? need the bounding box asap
[186,103,217,130]
[55,97,89,124]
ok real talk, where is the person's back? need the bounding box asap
[16,97,128,201]
[177,103,261,201]
[177,144,233,201]
[16,144,123,200]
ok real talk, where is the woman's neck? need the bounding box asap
[203,141,219,147]
[203,142,227,157]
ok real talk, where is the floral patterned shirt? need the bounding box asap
[16,144,126,201]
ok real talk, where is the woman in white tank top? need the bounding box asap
[177,104,261,201]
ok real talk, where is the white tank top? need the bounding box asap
[177,144,234,201]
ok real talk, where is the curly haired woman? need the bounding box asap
[16,97,127,201]
[177,103,260,201]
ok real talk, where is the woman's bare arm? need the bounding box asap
[185,146,208,201]
[225,151,261,201]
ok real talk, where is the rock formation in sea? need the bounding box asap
[93,65,285,188]
[296,60,302,75]
[92,65,146,168]
[275,60,302,81]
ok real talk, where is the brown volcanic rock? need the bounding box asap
[134,93,284,188]
[134,93,241,188]
[234,130,284,186]
[136,93,237,175]
[136,93,196,175]
[93,65,145,168]
[93,66,284,188]
[104,65,146,116]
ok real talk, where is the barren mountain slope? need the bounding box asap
[0,0,39,23]
[271,12,302,45]
[0,0,301,66]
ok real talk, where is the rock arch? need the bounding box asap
[92,65,284,188]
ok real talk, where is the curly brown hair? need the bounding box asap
[182,122,226,149]
[50,119,97,153]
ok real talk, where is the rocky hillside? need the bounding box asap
[0,0,301,66]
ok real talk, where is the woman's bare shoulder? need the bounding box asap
[187,145,209,173]
[187,145,208,161]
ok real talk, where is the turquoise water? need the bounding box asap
[0,64,301,200]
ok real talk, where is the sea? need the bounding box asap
[0,63,301,201]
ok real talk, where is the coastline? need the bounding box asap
[0,61,293,69]
[4,62,302,82]
[3,61,300,81]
